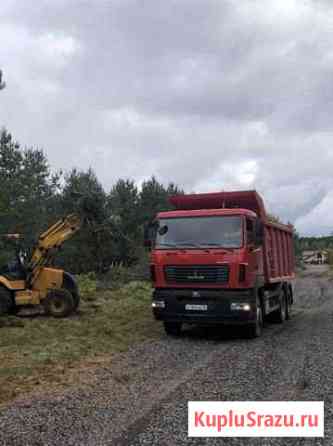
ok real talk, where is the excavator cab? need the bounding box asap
[0,235,27,280]
[0,255,26,281]
[0,215,81,318]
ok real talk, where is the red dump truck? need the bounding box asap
[144,190,295,337]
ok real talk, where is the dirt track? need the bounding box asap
[1,265,333,445]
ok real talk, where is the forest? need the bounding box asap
[0,128,330,274]
[0,129,182,274]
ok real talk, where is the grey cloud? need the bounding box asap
[1,0,333,235]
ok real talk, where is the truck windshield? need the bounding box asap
[155,216,242,249]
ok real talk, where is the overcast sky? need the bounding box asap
[1,0,333,236]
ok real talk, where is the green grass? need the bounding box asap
[0,281,162,405]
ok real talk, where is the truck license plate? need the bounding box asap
[185,304,208,311]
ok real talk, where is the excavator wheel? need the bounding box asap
[62,272,80,311]
[71,290,80,311]
[43,288,74,318]
[0,286,14,315]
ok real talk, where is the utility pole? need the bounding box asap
[0,70,6,90]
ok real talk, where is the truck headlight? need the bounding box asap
[230,302,251,311]
[152,300,165,309]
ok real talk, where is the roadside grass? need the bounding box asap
[0,281,162,405]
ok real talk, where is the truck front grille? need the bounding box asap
[164,265,229,284]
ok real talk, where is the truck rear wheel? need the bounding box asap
[43,288,74,318]
[164,321,182,336]
[286,286,292,320]
[275,291,287,323]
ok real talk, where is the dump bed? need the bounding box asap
[169,190,295,284]
[263,222,295,282]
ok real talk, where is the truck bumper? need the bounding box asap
[152,288,257,325]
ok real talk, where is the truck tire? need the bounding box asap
[286,286,292,320]
[164,321,182,336]
[275,291,287,323]
[43,288,74,318]
[0,286,13,315]
[247,300,263,338]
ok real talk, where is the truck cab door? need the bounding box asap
[246,218,264,277]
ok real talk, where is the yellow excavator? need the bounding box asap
[0,214,81,317]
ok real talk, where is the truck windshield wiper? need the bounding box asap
[200,243,222,247]
[176,242,201,247]
[158,242,177,247]
[202,242,239,248]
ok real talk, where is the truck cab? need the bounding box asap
[145,191,294,338]
[151,208,263,289]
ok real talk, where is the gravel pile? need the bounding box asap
[1,267,332,445]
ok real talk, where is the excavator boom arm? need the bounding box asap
[27,214,81,285]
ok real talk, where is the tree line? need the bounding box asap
[298,236,333,251]
[0,129,183,273]
[1,127,327,274]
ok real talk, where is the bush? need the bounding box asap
[97,253,150,290]
[129,250,150,280]
[76,272,97,297]
[97,264,133,289]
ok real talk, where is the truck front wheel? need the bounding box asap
[247,302,263,338]
[164,321,182,336]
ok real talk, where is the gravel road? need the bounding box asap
[1,266,333,445]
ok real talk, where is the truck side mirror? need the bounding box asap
[143,221,157,249]
[255,220,264,246]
